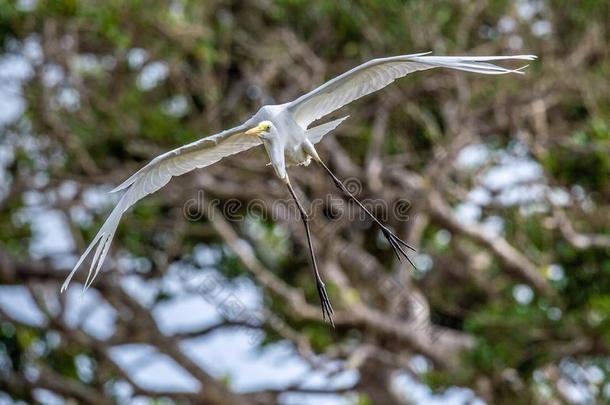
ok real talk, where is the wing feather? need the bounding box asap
[306,116,349,145]
[61,123,261,292]
[287,53,536,127]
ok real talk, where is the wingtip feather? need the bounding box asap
[514,54,537,60]
[61,232,105,293]
[513,64,530,74]
[61,194,126,293]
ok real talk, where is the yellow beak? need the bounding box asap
[245,126,263,136]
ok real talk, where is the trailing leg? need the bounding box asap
[285,177,335,327]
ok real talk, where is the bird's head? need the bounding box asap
[245,121,273,137]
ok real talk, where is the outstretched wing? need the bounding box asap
[287,53,536,128]
[61,122,261,292]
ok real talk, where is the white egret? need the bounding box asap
[62,52,536,325]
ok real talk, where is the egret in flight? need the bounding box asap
[62,52,536,326]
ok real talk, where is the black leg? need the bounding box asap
[285,178,335,327]
[317,159,417,268]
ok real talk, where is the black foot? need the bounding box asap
[316,279,335,328]
[381,227,417,268]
